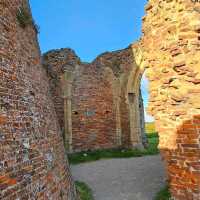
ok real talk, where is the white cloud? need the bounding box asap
[144,109,154,122]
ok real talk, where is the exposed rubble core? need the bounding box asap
[135,0,200,199]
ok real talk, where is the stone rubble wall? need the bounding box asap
[137,0,200,199]
[0,1,78,199]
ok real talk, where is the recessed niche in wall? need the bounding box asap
[29,90,35,96]
[128,92,135,103]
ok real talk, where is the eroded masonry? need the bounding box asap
[136,0,200,199]
[1,0,200,200]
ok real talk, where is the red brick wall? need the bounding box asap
[120,91,131,147]
[43,47,145,152]
[71,64,117,151]
[43,49,81,135]
[43,50,117,152]
[0,1,78,199]
[163,115,200,199]
[93,47,135,148]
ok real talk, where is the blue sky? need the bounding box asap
[30,0,154,122]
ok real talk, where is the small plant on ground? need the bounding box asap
[155,186,171,200]
[68,133,159,165]
[75,181,94,200]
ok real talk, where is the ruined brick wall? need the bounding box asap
[135,0,200,199]
[0,1,78,199]
[92,47,134,148]
[43,47,146,152]
[43,49,117,152]
[93,47,146,148]
[43,49,81,135]
[71,63,117,151]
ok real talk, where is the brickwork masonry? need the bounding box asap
[43,47,146,152]
[0,1,78,199]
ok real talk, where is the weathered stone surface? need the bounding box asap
[135,0,200,199]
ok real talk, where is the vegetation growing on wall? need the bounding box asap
[17,6,39,33]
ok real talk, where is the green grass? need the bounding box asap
[68,133,159,165]
[75,181,94,200]
[155,186,171,200]
[147,132,158,138]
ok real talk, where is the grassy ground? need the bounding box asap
[73,130,169,200]
[154,186,171,200]
[75,181,94,200]
[68,133,159,165]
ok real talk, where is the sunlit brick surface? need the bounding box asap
[135,0,200,199]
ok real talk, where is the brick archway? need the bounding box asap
[126,58,147,149]
[133,0,200,199]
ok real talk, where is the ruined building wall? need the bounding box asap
[92,47,147,148]
[72,64,117,151]
[136,0,200,199]
[0,1,78,199]
[43,47,146,152]
[43,49,117,152]
[92,47,136,148]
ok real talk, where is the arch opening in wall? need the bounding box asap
[140,72,155,135]
[126,63,155,150]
